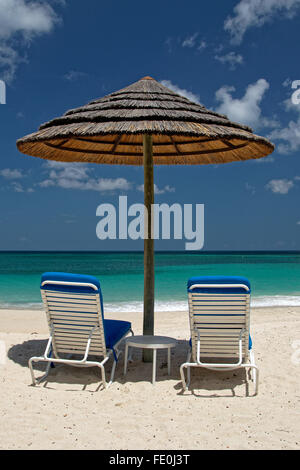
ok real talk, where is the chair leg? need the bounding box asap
[38,361,52,384]
[248,364,259,395]
[180,347,193,391]
[124,343,129,375]
[180,363,188,391]
[106,348,123,387]
[29,357,52,386]
[253,367,259,395]
[249,349,259,395]
[109,351,120,386]
[186,350,192,388]
[29,357,37,385]
[128,330,134,362]
[109,360,117,386]
[97,362,107,389]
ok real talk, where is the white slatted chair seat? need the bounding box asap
[180,276,259,394]
[29,272,133,389]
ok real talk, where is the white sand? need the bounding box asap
[0,306,299,450]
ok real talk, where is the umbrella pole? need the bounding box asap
[143,134,154,362]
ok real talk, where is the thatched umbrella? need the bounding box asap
[17,76,274,360]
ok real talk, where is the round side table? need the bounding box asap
[124,335,176,385]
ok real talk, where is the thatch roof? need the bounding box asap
[17,76,274,165]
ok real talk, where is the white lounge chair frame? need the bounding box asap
[180,283,259,394]
[29,279,133,389]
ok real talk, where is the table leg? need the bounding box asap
[124,343,128,375]
[168,347,171,375]
[152,348,157,385]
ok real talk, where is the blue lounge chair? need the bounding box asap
[180,276,259,394]
[29,272,133,389]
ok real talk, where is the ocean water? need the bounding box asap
[0,251,300,311]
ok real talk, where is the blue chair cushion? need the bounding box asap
[104,319,131,349]
[40,272,105,322]
[187,276,251,294]
[41,272,101,294]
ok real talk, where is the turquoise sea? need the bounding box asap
[0,251,300,311]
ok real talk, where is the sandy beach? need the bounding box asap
[0,306,299,450]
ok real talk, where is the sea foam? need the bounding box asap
[1,296,300,312]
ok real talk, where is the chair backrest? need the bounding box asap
[187,276,251,360]
[40,272,107,358]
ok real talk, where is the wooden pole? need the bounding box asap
[143,134,154,362]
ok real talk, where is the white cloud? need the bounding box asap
[215,79,276,128]
[0,167,35,192]
[181,33,207,51]
[160,80,201,104]
[282,78,292,88]
[215,51,243,70]
[63,70,88,81]
[38,178,55,188]
[225,0,300,44]
[214,44,224,54]
[254,155,275,163]
[55,177,130,192]
[137,183,175,195]
[164,37,174,53]
[283,96,300,114]
[197,40,207,51]
[182,33,198,48]
[46,161,90,181]
[39,162,132,192]
[11,181,24,192]
[268,98,300,154]
[268,118,300,154]
[0,44,23,82]
[0,0,62,81]
[265,178,294,194]
[245,182,256,194]
[0,168,24,179]
[10,181,33,192]
[166,34,206,54]
[0,0,59,39]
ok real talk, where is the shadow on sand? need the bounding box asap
[7,338,253,396]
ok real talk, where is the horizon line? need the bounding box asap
[0,250,299,254]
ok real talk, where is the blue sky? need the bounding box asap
[0,0,300,251]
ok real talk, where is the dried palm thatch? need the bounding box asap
[17,76,274,165]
